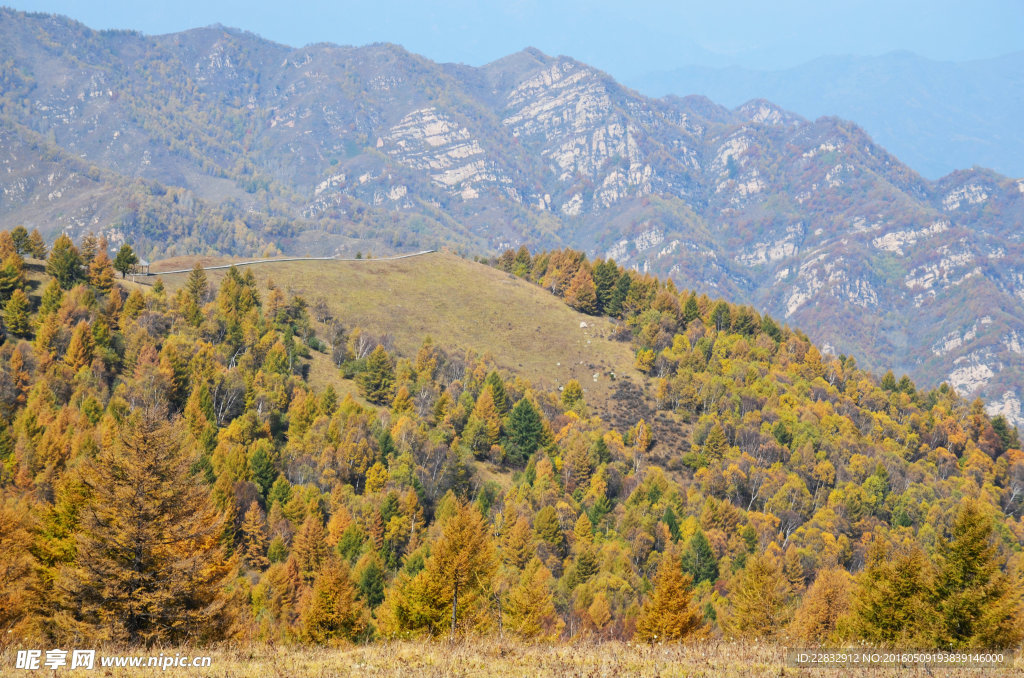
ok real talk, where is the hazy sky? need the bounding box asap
[7,1,1024,77]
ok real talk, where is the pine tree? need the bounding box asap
[513,245,532,276]
[710,301,731,331]
[113,244,139,279]
[185,262,209,304]
[430,502,496,634]
[506,397,544,466]
[500,515,535,569]
[584,591,611,632]
[565,436,592,492]
[56,407,235,644]
[465,387,501,453]
[681,529,719,585]
[34,312,60,367]
[10,225,30,255]
[38,278,62,316]
[3,289,30,337]
[484,371,510,416]
[248,442,276,497]
[355,555,386,609]
[573,512,594,544]
[182,263,208,325]
[379,501,496,636]
[662,506,681,542]
[606,273,631,317]
[290,513,329,584]
[783,545,806,591]
[122,289,145,320]
[0,501,35,638]
[358,345,395,404]
[761,314,783,341]
[702,423,728,460]
[683,293,700,323]
[0,254,24,301]
[592,259,621,314]
[79,233,98,267]
[933,501,1024,649]
[534,505,566,559]
[635,550,704,642]
[7,348,30,411]
[0,232,14,261]
[46,234,83,289]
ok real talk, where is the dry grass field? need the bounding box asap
[155,251,642,415]
[4,639,1021,677]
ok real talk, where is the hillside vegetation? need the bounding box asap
[156,251,641,419]
[2,9,1024,427]
[0,232,1021,661]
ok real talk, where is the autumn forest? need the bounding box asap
[0,231,1022,661]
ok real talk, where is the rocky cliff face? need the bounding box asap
[1,9,1022,425]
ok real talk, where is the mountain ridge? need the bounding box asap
[0,8,1022,425]
[631,49,1024,180]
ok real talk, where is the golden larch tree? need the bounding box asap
[240,500,270,570]
[88,250,115,293]
[850,540,938,647]
[721,552,793,639]
[64,320,94,370]
[504,558,563,640]
[299,558,368,644]
[789,566,852,644]
[378,500,496,636]
[634,550,704,642]
[55,407,236,645]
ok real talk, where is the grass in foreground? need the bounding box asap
[3,639,1021,677]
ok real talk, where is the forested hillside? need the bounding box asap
[2,9,1024,427]
[0,231,1021,650]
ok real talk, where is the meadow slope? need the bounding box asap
[156,251,645,422]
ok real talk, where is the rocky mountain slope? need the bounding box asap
[631,50,1024,180]
[1,9,1022,426]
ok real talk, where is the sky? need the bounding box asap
[6,1,1024,79]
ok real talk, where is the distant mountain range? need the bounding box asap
[1,8,1022,426]
[630,51,1024,180]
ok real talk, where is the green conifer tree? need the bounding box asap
[46,234,83,289]
[681,529,719,585]
[358,345,395,404]
[3,289,30,337]
[934,502,1024,649]
[506,397,544,466]
[113,244,139,279]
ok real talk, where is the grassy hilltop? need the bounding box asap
[155,251,645,423]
